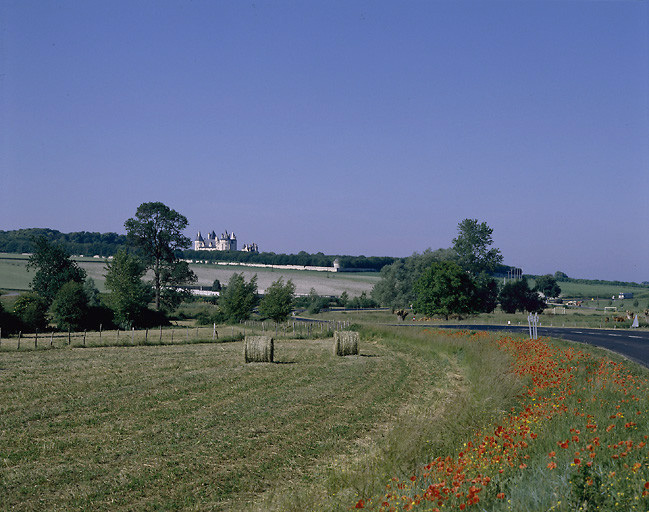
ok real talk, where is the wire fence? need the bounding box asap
[0,319,353,352]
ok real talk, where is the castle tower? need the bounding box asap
[194,231,204,251]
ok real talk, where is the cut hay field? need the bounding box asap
[0,327,524,511]
[0,254,378,297]
[2,323,649,511]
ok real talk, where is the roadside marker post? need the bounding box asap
[528,312,539,340]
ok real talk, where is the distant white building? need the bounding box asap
[241,243,259,252]
[194,230,237,251]
[194,230,259,253]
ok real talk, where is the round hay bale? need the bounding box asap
[245,335,274,363]
[334,330,359,356]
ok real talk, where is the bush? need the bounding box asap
[0,299,22,335]
[13,293,49,332]
[195,307,225,326]
[347,291,378,309]
[50,281,89,331]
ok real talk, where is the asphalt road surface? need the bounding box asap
[418,324,649,369]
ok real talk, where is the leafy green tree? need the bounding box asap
[305,288,327,314]
[27,236,86,304]
[157,260,196,312]
[554,271,569,281]
[472,272,499,313]
[124,202,195,310]
[452,219,503,276]
[413,261,476,320]
[371,248,456,309]
[13,293,49,332]
[258,278,295,323]
[534,274,562,299]
[104,250,153,328]
[211,279,222,292]
[499,279,545,314]
[339,291,349,307]
[50,281,89,331]
[219,273,258,323]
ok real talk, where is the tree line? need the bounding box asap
[0,228,397,271]
[0,228,129,256]
[183,249,396,271]
[0,203,304,335]
[370,219,558,319]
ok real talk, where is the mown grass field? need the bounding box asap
[0,326,526,511]
[2,320,649,511]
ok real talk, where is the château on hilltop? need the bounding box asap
[193,230,258,253]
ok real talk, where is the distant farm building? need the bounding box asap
[194,230,258,252]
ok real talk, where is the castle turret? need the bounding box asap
[194,231,204,251]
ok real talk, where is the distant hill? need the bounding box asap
[0,228,129,257]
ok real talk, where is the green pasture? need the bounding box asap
[529,277,649,302]
[311,306,648,329]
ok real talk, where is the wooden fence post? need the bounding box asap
[99,324,102,342]
[132,328,135,344]
[83,330,86,347]
[50,331,54,348]
[68,328,71,345]
[171,329,174,342]
[17,331,21,350]
[145,329,148,343]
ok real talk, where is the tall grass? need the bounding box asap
[366,333,649,511]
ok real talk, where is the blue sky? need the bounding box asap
[1,1,648,282]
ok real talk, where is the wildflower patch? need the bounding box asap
[360,332,649,511]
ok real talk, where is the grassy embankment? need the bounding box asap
[363,330,649,511]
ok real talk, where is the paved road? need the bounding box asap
[295,316,649,369]
[414,324,649,369]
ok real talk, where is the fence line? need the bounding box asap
[0,319,349,352]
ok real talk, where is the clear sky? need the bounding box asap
[1,1,648,282]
